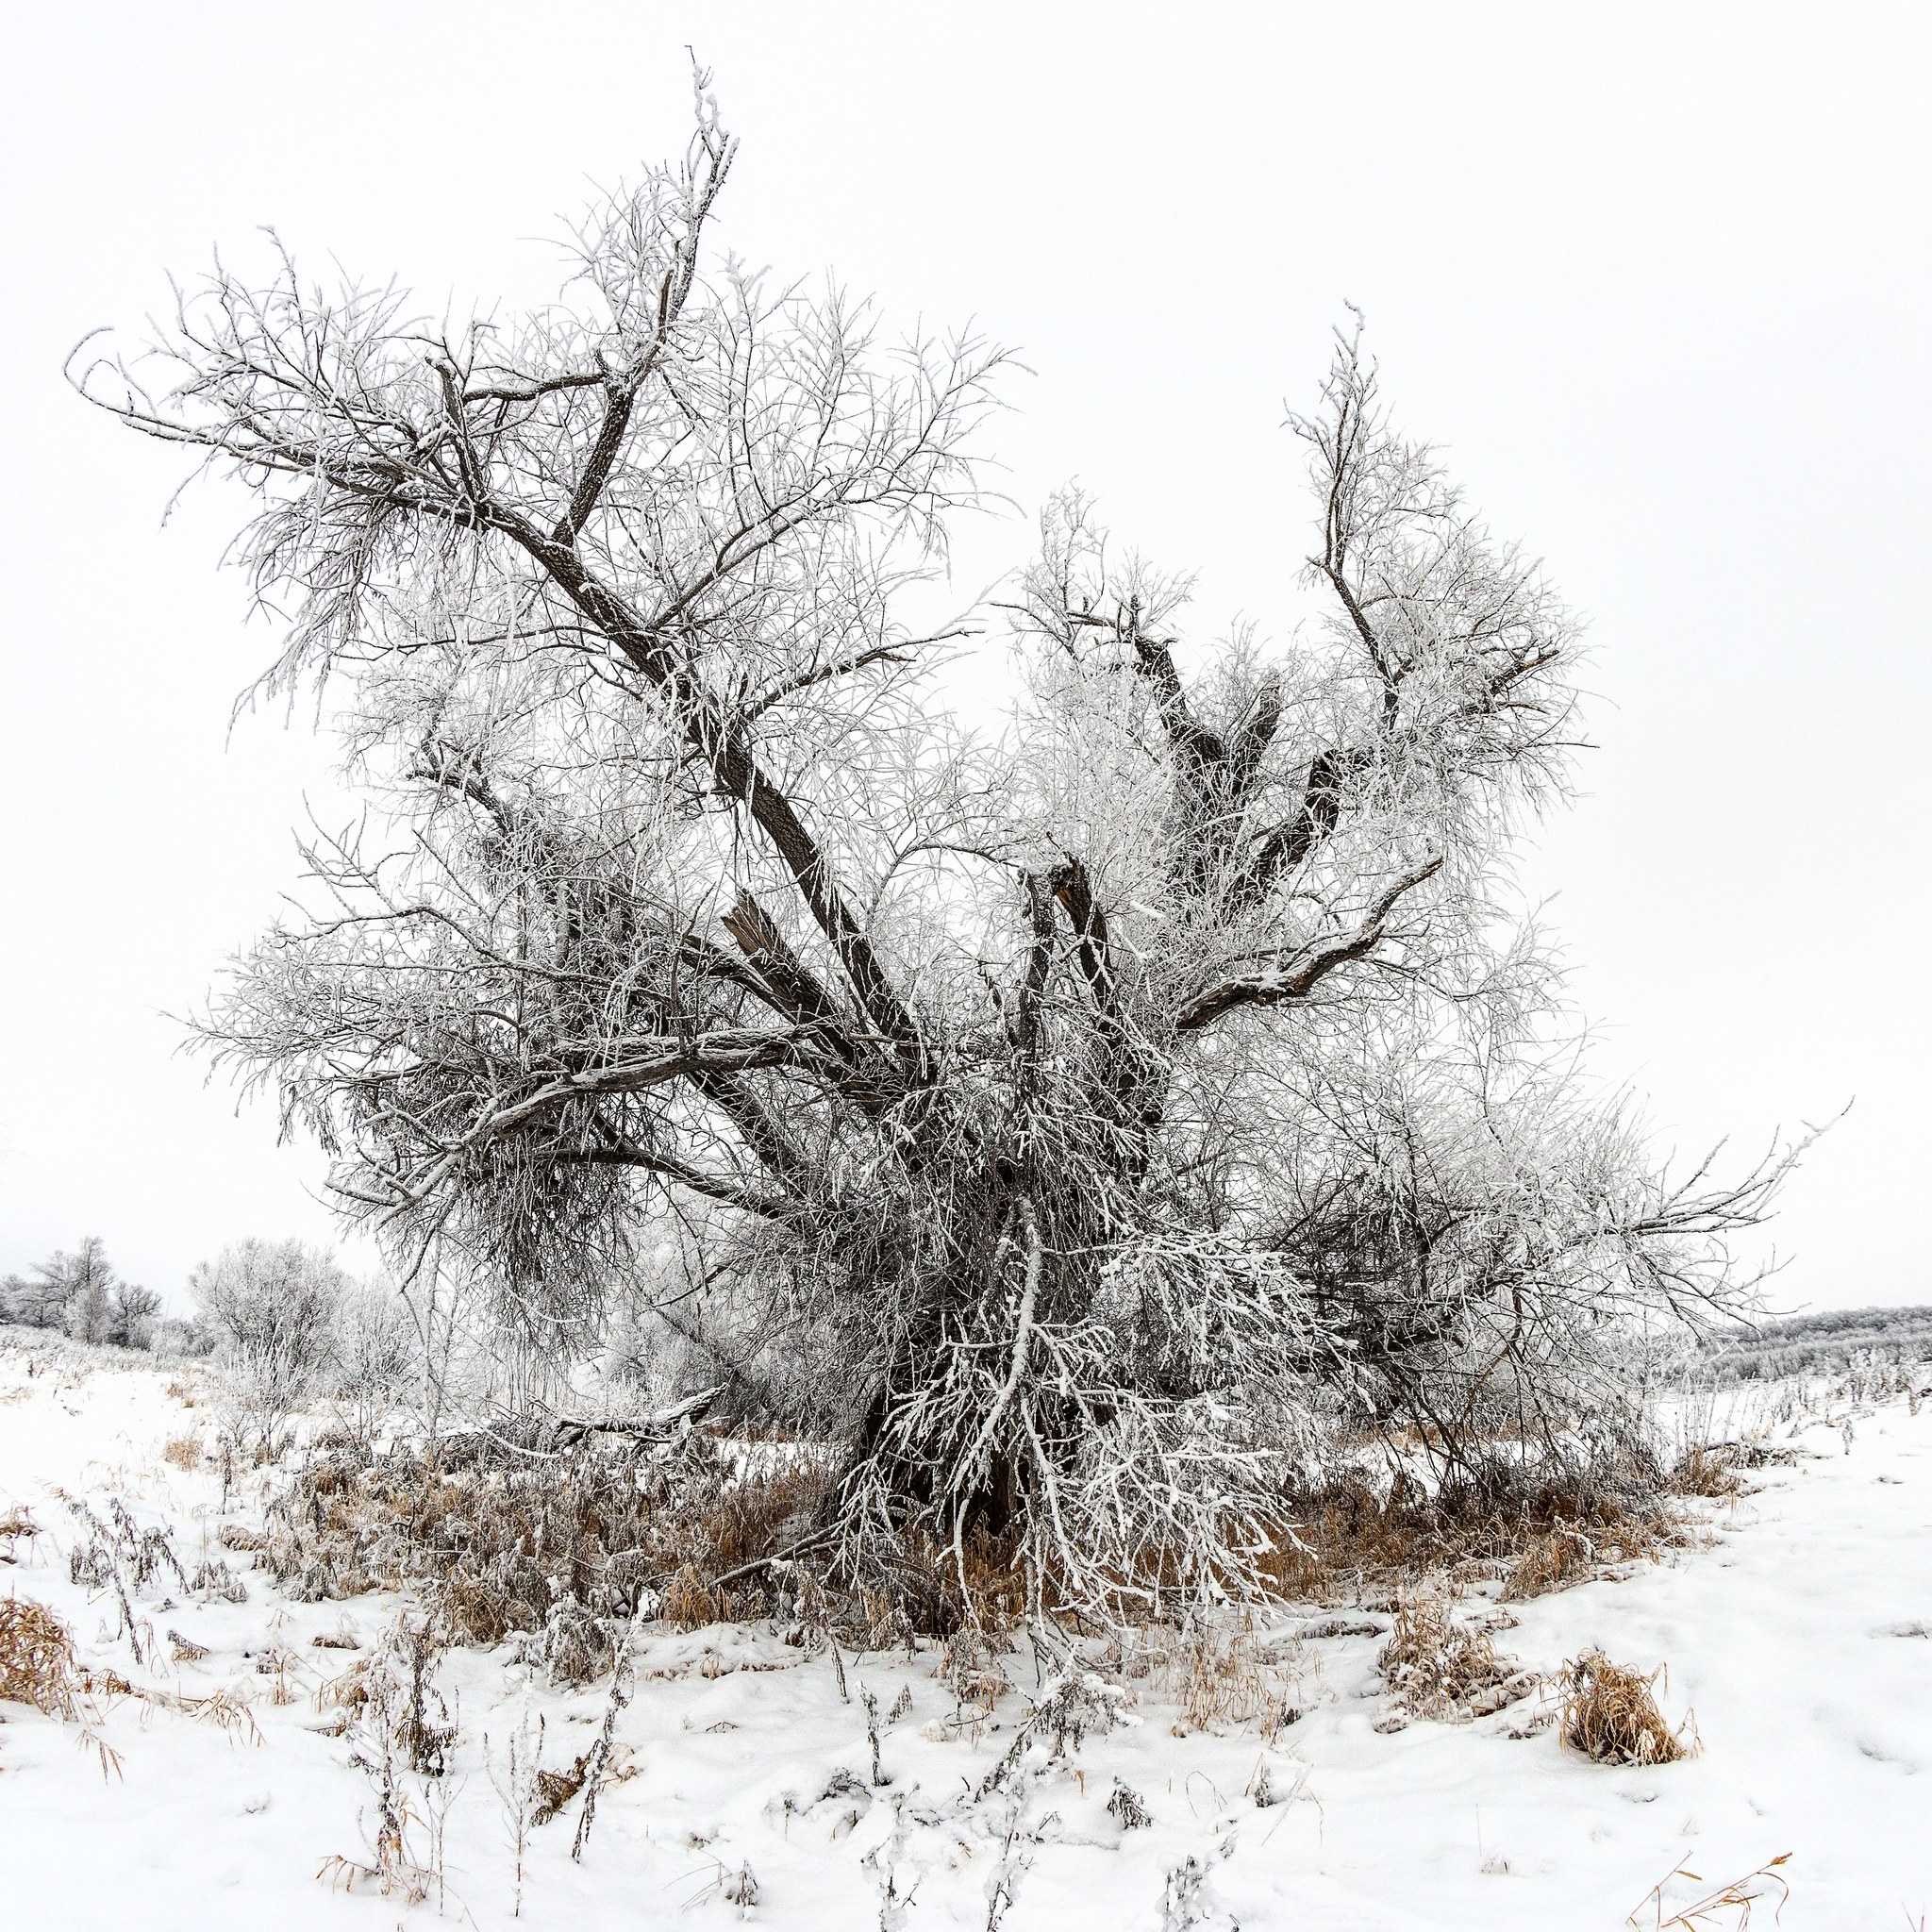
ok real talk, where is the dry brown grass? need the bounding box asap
[263,1434,1030,1676]
[1560,1649,1691,1764]
[1378,1591,1518,1720]
[0,1594,79,1715]
[1503,1525,1592,1600]
[262,1438,840,1677]
[888,1526,1026,1637]
[659,1563,721,1631]
[161,1433,203,1471]
[1161,1627,1298,1735]
[1261,1455,1690,1607]
[1668,1443,1749,1499]
[1627,1850,1792,1928]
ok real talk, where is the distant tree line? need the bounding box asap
[4,1234,419,1452]
[1700,1304,1932,1383]
[0,1237,184,1351]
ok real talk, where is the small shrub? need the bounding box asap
[934,1621,1011,1711]
[1560,1649,1690,1764]
[518,1592,611,1688]
[1138,1623,1285,1733]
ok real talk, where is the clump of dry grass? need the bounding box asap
[1263,1449,1691,1606]
[0,1594,79,1715]
[1668,1443,1748,1499]
[1379,1591,1514,1720]
[161,1433,203,1472]
[1099,1621,1300,1736]
[1503,1525,1592,1600]
[1560,1649,1690,1764]
[262,1437,836,1680]
[659,1563,720,1632]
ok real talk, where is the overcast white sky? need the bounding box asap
[2,2,1927,1312]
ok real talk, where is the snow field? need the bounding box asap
[0,1341,1927,1929]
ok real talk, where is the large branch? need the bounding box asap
[1236,745,1367,908]
[1128,613,1223,774]
[489,514,926,1062]
[1048,859,1117,1020]
[1174,857,1442,1033]
[720,890,853,1043]
[135,433,930,1068]
[558,1130,802,1224]
[550,105,735,545]
[377,1024,836,1213]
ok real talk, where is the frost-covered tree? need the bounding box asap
[191,1238,347,1455]
[82,76,1790,1609]
[106,1278,162,1350]
[2,1260,70,1331]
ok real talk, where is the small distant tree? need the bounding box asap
[86,76,1797,1612]
[2,1267,61,1329]
[107,1280,163,1350]
[332,1281,420,1446]
[191,1238,347,1455]
[65,1238,118,1343]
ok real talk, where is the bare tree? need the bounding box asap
[107,1278,162,1350]
[81,76,1790,1611]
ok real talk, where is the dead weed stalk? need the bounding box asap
[1626,1851,1792,1928]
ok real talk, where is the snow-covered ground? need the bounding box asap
[1,1338,1927,1930]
